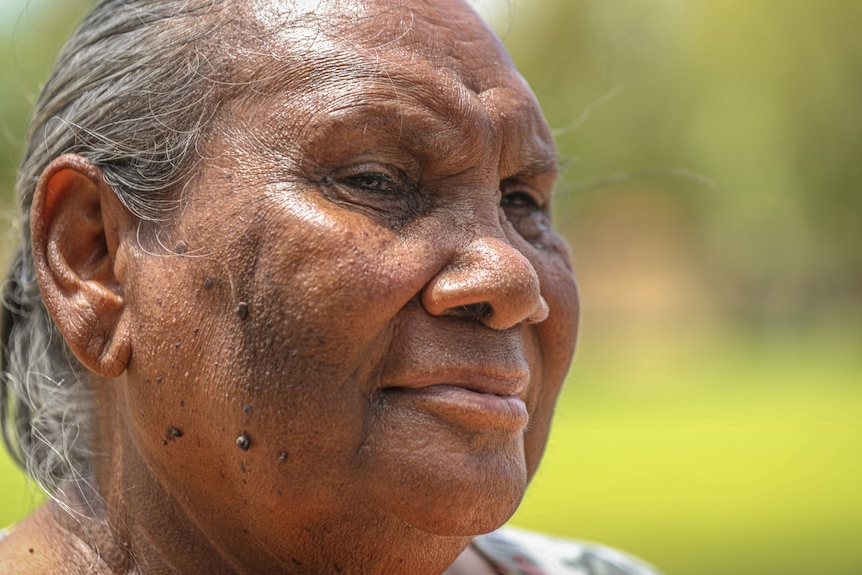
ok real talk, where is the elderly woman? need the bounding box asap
[0,1,660,573]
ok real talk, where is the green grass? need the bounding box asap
[0,450,41,528]
[2,328,860,574]
[511,328,862,574]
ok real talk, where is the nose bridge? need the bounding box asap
[462,235,537,299]
[421,216,549,330]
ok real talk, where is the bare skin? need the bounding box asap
[0,0,579,573]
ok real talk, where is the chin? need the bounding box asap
[373,437,529,537]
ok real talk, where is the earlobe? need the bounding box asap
[31,154,133,378]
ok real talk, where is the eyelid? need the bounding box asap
[335,163,414,193]
[500,177,547,210]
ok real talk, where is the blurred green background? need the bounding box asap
[2,1,861,574]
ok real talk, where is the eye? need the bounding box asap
[324,164,422,227]
[344,172,400,194]
[501,190,541,213]
[500,177,546,215]
[500,180,549,242]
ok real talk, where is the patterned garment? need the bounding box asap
[1,524,663,574]
[472,526,664,575]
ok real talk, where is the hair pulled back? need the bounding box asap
[0,0,236,497]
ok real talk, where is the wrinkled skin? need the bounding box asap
[1,0,578,573]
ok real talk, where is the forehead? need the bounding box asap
[220,0,555,173]
[245,0,509,77]
[234,0,538,101]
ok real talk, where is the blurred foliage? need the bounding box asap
[0,0,93,262]
[2,1,861,574]
[478,0,862,329]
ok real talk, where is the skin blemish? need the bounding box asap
[278,451,288,462]
[236,301,249,319]
[174,242,187,254]
[203,277,213,290]
[165,427,183,441]
[243,405,252,415]
[238,461,246,472]
[236,432,251,451]
[156,375,162,383]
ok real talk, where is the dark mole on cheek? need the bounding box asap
[243,405,252,415]
[236,302,249,319]
[174,242,187,255]
[165,427,183,441]
[203,277,213,290]
[156,375,162,384]
[236,432,251,451]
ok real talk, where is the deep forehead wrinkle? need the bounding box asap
[236,72,499,177]
[240,0,513,89]
[229,56,556,184]
[228,0,556,177]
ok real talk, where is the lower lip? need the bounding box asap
[384,385,529,431]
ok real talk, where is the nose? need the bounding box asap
[420,236,549,330]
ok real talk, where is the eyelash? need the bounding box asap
[500,178,545,213]
[330,167,548,232]
[344,172,401,194]
[501,190,541,211]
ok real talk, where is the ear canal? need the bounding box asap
[31,154,132,378]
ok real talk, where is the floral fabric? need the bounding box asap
[472,526,664,575]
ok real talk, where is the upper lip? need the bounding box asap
[379,318,532,399]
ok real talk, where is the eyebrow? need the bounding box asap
[241,41,560,173]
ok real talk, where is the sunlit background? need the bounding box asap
[2,1,861,574]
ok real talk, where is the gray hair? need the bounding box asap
[1,0,237,497]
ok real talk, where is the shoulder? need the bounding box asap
[472,525,664,575]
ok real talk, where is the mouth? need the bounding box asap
[383,373,530,432]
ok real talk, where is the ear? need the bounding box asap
[30,154,134,378]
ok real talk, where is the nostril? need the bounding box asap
[458,302,492,322]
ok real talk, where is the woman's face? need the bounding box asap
[117,0,578,567]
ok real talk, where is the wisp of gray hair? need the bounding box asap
[0,0,234,500]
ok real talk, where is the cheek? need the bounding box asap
[523,247,580,474]
[241,204,434,380]
[120,238,378,538]
[539,258,580,384]
[537,232,580,384]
